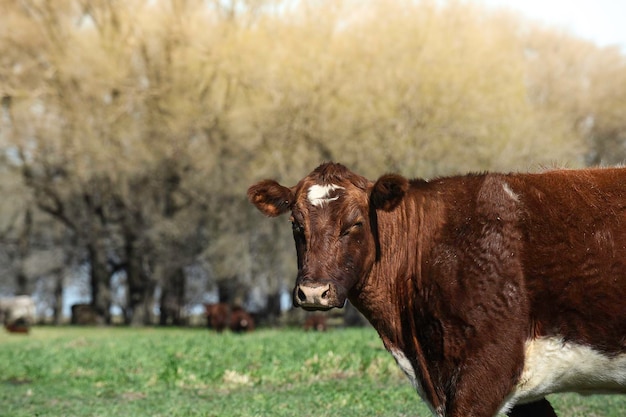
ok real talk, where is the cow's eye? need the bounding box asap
[341,221,363,237]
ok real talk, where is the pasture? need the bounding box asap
[0,327,623,417]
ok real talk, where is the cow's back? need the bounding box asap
[504,168,626,354]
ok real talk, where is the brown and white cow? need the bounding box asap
[248,162,626,417]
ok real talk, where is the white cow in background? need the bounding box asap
[0,295,36,333]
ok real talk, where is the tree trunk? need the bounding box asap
[52,271,64,325]
[125,239,156,326]
[88,240,111,324]
[216,276,248,306]
[217,278,235,304]
[255,291,282,327]
[159,267,186,326]
[128,268,156,326]
[15,208,32,296]
[15,272,29,296]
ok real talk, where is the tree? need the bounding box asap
[2,0,626,325]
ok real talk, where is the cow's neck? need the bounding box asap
[351,190,447,411]
[354,190,443,338]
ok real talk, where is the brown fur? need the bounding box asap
[205,303,255,333]
[229,306,256,333]
[304,314,328,331]
[205,303,230,332]
[248,163,626,417]
[4,322,30,334]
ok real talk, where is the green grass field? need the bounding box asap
[0,327,623,417]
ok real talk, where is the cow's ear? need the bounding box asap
[370,174,409,211]
[247,180,294,217]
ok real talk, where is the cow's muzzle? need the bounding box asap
[293,282,343,311]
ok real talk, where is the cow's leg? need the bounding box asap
[444,378,513,417]
[442,356,525,417]
[506,398,558,417]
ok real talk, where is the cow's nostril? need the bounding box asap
[297,287,306,302]
[321,289,329,299]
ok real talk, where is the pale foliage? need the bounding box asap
[1,0,625,307]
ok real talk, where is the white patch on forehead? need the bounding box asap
[499,337,626,413]
[389,348,442,417]
[307,184,344,207]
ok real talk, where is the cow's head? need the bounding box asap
[248,162,408,311]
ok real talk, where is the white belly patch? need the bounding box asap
[389,348,443,417]
[501,337,626,412]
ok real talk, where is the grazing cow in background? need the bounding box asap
[205,303,255,333]
[304,314,328,331]
[205,303,229,332]
[229,306,255,333]
[248,162,626,417]
[0,296,36,333]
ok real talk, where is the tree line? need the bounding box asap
[1,0,625,325]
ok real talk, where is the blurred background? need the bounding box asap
[1,0,625,327]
